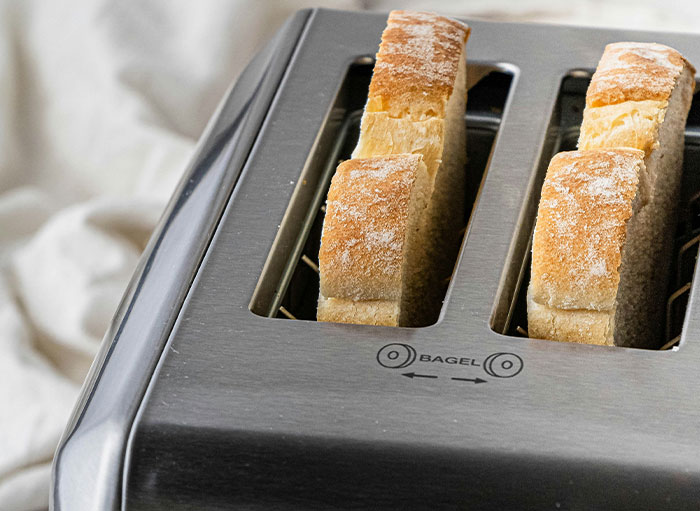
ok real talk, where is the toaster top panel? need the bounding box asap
[125,9,700,509]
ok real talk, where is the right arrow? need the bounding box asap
[451,377,487,384]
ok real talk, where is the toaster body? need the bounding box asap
[52,9,700,510]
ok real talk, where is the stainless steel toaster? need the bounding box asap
[51,8,700,510]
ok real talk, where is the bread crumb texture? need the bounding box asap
[317,296,400,327]
[367,10,469,120]
[319,155,425,301]
[586,42,694,107]
[578,99,667,156]
[531,149,646,311]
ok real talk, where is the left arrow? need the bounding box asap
[402,372,438,379]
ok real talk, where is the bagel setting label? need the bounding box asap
[376,343,523,383]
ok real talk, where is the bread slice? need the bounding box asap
[352,10,470,320]
[528,149,649,346]
[317,155,430,326]
[528,42,695,348]
[317,11,470,327]
[577,42,694,347]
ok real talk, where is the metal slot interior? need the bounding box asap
[250,62,515,322]
[495,73,700,350]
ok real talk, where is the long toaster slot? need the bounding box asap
[495,73,700,350]
[250,63,515,323]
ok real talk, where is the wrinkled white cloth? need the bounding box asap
[0,1,358,509]
[1,0,699,510]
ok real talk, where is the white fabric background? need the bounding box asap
[0,0,698,509]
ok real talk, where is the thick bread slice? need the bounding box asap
[317,155,430,326]
[576,42,695,347]
[579,42,695,185]
[352,10,470,321]
[528,149,648,346]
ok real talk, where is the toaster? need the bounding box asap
[51,8,700,510]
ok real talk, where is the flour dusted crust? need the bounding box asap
[367,10,470,120]
[530,149,647,311]
[318,155,426,302]
[586,42,695,108]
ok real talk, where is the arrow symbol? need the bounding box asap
[451,377,488,384]
[402,372,438,379]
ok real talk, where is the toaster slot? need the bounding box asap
[494,73,700,350]
[250,62,515,323]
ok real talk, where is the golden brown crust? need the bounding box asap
[367,10,470,120]
[530,149,646,311]
[318,155,425,301]
[586,42,695,108]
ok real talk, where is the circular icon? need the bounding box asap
[483,352,523,378]
[377,343,417,369]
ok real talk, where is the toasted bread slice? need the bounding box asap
[318,155,430,326]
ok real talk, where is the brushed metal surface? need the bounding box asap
[69,8,700,510]
[50,11,311,511]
